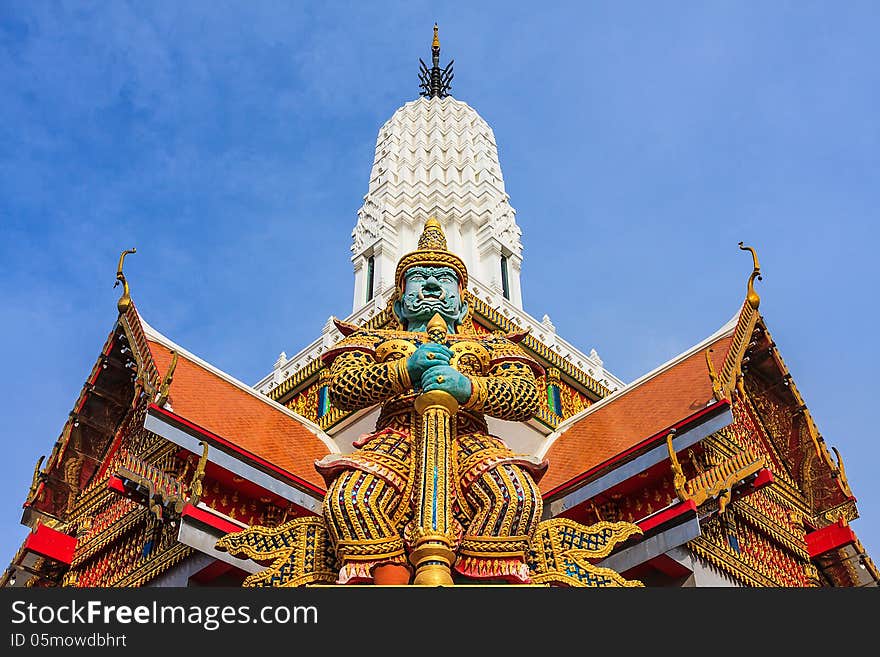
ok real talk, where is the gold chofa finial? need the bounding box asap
[738,242,762,309]
[114,248,137,314]
[418,217,447,251]
[433,23,440,49]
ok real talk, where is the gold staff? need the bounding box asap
[410,313,458,585]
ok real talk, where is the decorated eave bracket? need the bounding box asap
[667,431,772,515]
[787,380,855,501]
[109,441,209,521]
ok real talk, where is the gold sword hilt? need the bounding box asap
[411,312,457,585]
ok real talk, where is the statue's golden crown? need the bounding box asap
[394,217,469,291]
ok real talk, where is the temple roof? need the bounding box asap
[538,315,739,496]
[139,315,335,490]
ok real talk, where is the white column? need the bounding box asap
[508,251,524,307]
[476,232,503,294]
[351,256,366,311]
[373,240,398,306]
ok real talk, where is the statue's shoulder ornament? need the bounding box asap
[321,319,387,365]
[477,329,545,378]
[324,318,429,365]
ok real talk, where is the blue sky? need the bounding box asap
[2,2,878,576]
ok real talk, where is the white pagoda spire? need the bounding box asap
[350,27,524,313]
[255,25,623,400]
[253,27,624,402]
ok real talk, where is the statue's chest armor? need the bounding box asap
[374,336,491,377]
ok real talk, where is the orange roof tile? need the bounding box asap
[146,337,331,490]
[540,331,735,496]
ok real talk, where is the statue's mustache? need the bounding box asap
[405,291,455,311]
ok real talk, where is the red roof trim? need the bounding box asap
[107,475,127,495]
[544,399,731,499]
[805,519,856,558]
[751,468,774,491]
[181,503,243,536]
[637,499,698,534]
[23,524,77,566]
[148,404,325,497]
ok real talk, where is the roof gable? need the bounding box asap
[141,319,336,490]
[538,319,738,496]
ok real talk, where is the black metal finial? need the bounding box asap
[418,23,454,98]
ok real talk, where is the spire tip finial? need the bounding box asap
[418,23,453,98]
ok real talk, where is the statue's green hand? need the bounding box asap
[407,343,453,385]
[420,365,472,404]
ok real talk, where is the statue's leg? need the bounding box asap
[457,461,543,583]
[323,469,410,585]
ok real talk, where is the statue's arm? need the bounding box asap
[327,350,411,411]
[462,361,540,422]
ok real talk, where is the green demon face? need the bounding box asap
[393,265,468,331]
